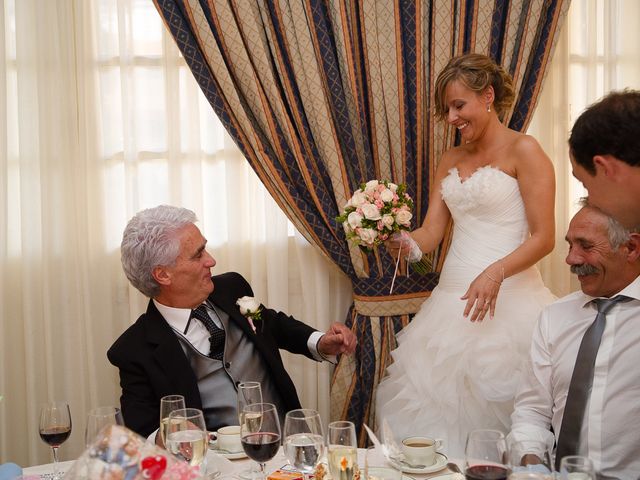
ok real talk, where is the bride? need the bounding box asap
[376,53,556,458]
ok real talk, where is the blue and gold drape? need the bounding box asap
[153,0,569,444]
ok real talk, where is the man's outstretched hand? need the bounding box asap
[318,322,357,356]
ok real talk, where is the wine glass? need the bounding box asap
[39,401,72,480]
[283,409,325,479]
[240,403,281,480]
[558,456,595,480]
[327,421,358,480]
[507,440,553,479]
[364,446,402,480]
[85,406,124,447]
[165,408,209,471]
[159,394,186,445]
[237,382,262,479]
[237,381,262,421]
[465,429,509,480]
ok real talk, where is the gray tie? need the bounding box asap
[191,304,226,360]
[555,295,631,469]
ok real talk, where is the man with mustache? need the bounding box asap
[508,202,640,478]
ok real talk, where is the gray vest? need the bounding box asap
[175,304,287,430]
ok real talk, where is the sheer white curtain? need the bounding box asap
[0,0,350,466]
[530,0,640,297]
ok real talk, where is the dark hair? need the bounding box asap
[434,53,515,120]
[569,89,640,174]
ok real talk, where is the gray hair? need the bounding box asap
[578,198,635,248]
[121,205,198,297]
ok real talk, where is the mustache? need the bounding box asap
[570,263,599,276]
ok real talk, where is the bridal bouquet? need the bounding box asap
[336,180,413,248]
[337,180,431,289]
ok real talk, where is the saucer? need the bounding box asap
[391,452,448,474]
[208,441,247,459]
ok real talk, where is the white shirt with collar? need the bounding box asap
[153,299,329,361]
[509,275,640,478]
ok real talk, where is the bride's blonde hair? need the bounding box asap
[433,53,515,121]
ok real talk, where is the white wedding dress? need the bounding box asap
[376,166,555,458]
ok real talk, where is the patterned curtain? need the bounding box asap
[153,0,569,444]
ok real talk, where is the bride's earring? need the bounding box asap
[487,104,491,112]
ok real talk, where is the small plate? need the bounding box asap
[428,474,463,480]
[208,440,247,460]
[390,452,448,474]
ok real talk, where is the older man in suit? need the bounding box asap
[108,205,356,438]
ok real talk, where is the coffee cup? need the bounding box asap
[215,425,242,452]
[401,436,442,466]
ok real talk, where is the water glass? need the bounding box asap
[327,421,358,480]
[85,406,124,447]
[364,446,402,480]
[558,456,595,479]
[283,409,324,479]
[165,408,209,470]
[507,439,553,477]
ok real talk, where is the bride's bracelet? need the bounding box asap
[484,264,505,284]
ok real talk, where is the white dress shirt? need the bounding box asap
[509,275,640,479]
[153,299,327,361]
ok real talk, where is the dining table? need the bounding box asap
[22,446,463,480]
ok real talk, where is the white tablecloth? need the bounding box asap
[23,448,461,479]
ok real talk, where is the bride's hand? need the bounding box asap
[461,266,503,322]
[384,231,422,262]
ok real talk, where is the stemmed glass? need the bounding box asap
[237,381,262,422]
[327,421,358,480]
[39,401,72,479]
[159,394,186,445]
[165,408,209,471]
[85,406,124,447]
[465,429,509,480]
[237,382,262,479]
[364,446,402,480]
[283,409,325,479]
[558,456,595,480]
[507,440,553,478]
[240,403,281,480]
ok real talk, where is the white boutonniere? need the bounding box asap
[236,296,263,334]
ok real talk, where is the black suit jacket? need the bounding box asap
[107,272,317,437]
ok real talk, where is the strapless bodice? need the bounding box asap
[438,166,534,290]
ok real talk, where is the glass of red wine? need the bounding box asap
[464,429,509,480]
[240,402,281,480]
[39,401,72,479]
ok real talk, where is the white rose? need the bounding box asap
[381,214,395,228]
[380,188,394,202]
[236,296,260,315]
[347,211,363,229]
[361,203,382,220]
[395,209,413,226]
[365,180,379,193]
[350,190,367,208]
[358,228,378,245]
[387,182,398,192]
